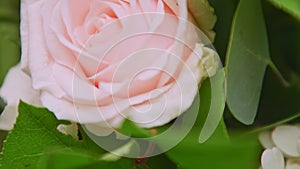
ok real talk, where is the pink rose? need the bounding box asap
[0,0,218,135]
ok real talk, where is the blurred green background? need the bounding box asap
[0,0,20,150]
[0,0,20,85]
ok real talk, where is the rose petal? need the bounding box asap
[259,131,275,149]
[20,0,29,72]
[261,148,285,169]
[272,125,300,157]
[126,45,200,127]
[0,64,42,130]
[24,1,67,99]
[0,106,18,131]
[163,0,180,15]
[40,91,125,123]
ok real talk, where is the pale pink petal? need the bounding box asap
[163,0,179,15]
[261,148,285,169]
[272,125,300,157]
[0,106,18,131]
[25,1,67,99]
[51,64,111,105]
[20,0,29,72]
[0,64,41,130]
[61,0,91,38]
[40,91,125,123]
[125,47,200,127]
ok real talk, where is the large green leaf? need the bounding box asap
[37,151,132,169]
[226,0,278,124]
[166,124,260,169]
[146,154,177,169]
[0,101,105,169]
[0,0,20,85]
[163,73,260,169]
[199,69,226,143]
[118,119,152,138]
[38,150,177,169]
[267,0,300,22]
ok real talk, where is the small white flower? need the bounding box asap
[259,125,300,169]
[261,148,285,169]
[272,125,300,157]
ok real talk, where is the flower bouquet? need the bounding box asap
[0,0,299,169]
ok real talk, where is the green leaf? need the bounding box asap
[199,69,226,143]
[166,125,261,169]
[37,151,132,169]
[226,0,277,124]
[267,0,300,22]
[163,75,259,169]
[0,0,20,85]
[0,101,105,169]
[146,154,177,169]
[38,150,177,169]
[118,119,152,138]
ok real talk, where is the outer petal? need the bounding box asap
[272,125,300,157]
[261,148,285,169]
[20,0,29,72]
[0,64,42,130]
